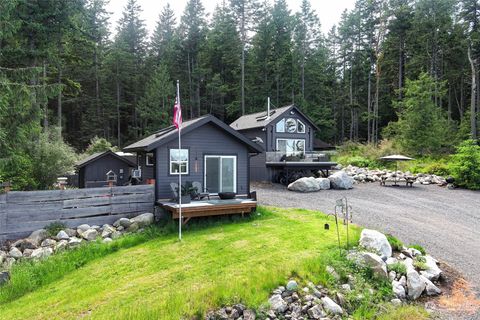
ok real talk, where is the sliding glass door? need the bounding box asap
[204,156,237,193]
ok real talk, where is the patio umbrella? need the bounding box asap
[379,154,414,186]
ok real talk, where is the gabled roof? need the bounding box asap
[230,105,319,131]
[123,114,263,153]
[75,150,136,169]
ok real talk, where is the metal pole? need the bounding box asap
[177,80,182,241]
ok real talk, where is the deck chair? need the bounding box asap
[170,182,179,200]
[191,181,210,200]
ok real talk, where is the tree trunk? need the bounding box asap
[468,46,477,139]
[42,61,48,129]
[57,64,62,131]
[367,65,372,143]
[116,61,121,147]
[398,35,404,100]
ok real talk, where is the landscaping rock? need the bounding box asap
[286,280,298,291]
[8,247,22,259]
[68,237,82,247]
[11,238,38,251]
[243,309,256,320]
[268,294,288,313]
[56,230,70,241]
[407,270,426,300]
[130,212,154,228]
[3,257,15,269]
[421,275,442,296]
[359,229,392,259]
[355,252,388,279]
[55,240,68,252]
[287,177,320,192]
[419,255,442,281]
[315,178,331,190]
[0,271,10,286]
[27,229,48,247]
[392,280,406,299]
[391,298,402,306]
[101,225,116,238]
[328,171,354,189]
[76,224,91,238]
[23,248,33,258]
[81,229,98,241]
[30,247,53,260]
[321,296,343,315]
[114,218,131,228]
[0,251,6,265]
[41,238,57,247]
[102,237,112,243]
[126,222,139,233]
[307,305,326,319]
[111,231,122,239]
[64,228,77,237]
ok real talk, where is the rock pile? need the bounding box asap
[287,172,353,192]
[350,229,443,302]
[0,213,154,272]
[342,165,447,186]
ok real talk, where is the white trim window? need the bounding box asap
[169,149,189,175]
[276,138,305,156]
[297,120,306,133]
[146,152,155,166]
[276,118,285,132]
[204,155,237,193]
[275,117,307,133]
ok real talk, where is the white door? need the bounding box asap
[204,156,237,193]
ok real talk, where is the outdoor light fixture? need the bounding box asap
[324,223,330,230]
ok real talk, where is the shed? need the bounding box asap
[75,150,136,188]
[123,114,263,200]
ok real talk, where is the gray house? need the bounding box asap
[231,105,335,183]
[76,150,136,188]
[123,115,263,200]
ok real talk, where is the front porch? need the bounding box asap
[158,197,257,224]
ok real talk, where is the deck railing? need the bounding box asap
[266,151,332,163]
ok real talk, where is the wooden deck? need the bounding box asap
[159,198,257,224]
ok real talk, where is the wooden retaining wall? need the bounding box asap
[0,185,154,242]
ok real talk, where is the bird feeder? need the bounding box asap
[106,170,117,187]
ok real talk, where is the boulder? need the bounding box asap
[407,270,426,300]
[126,222,139,233]
[56,230,70,241]
[55,240,68,252]
[321,296,343,315]
[391,298,402,306]
[392,280,406,299]
[64,228,77,237]
[41,238,57,247]
[359,229,392,259]
[111,231,122,239]
[307,305,326,319]
[286,280,298,291]
[23,248,34,258]
[76,224,91,238]
[8,247,22,259]
[101,225,116,238]
[419,255,442,281]
[358,252,388,279]
[328,171,354,190]
[11,238,37,251]
[421,275,442,296]
[0,251,6,265]
[287,177,320,192]
[268,294,287,313]
[30,247,53,260]
[315,178,331,190]
[81,229,98,241]
[27,229,48,247]
[68,237,82,247]
[130,212,154,228]
[113,218,131,228]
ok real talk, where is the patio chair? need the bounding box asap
[191,181,210,200]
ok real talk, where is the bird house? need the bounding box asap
[106,170,117,187]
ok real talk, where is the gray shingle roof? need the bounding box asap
[123,114,263,153]
[229,105,293,131]
[75,150,136,168]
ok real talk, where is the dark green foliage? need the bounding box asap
[83,136,118,155]
[45,222,67,237]
[449,140,480,190]
[409,244,426,255]
[387,262,407,275]
[386,234,404,252]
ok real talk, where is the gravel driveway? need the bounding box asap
[254,182,480,296]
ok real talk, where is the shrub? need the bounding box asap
[45,221,67,237]
[448,139,480,190]
[386,235,403,252]
[413,259,428,271]
[409,244,426,255]
[83,136,118,155]
[387,262,407,275]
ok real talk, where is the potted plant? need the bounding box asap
[176,182,196,204]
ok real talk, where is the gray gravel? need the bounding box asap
[254,182,480,295]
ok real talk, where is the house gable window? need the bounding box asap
[275,117,307,133]
[146,152,155,166]
[169,149,189,175]
[276,139,305,156]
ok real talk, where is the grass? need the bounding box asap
[387,234,404,252]
[0,207,427,319]
[387,262,407,276]
[409,244,427,255]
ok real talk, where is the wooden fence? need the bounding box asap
[0,184,155,241]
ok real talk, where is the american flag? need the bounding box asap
[173,94,182,129]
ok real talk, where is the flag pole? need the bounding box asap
[177,80,182,241]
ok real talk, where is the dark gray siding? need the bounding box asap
[154,123,251,199]
[136,152,155,180]
[80,155,133,188]
[268,112,315,152]
[237,128,268,181]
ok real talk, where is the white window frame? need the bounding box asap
[169,149,189,175]
[146,152,155,166]
[276,118,285,133]
[276,138,306,156]
[297,119,306,133]
[204,155,237,194]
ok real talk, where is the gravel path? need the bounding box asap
[254,182,480,296]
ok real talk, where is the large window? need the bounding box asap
[276,139,305,156]
[169,149,189,175]
[275,118,307,133]
[204,156,237,193]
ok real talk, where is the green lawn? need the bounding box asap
[0,207,426,319]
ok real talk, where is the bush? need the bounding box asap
[448,139,480,190]
[409,244,426,255]
[387,262,407,275]
[83,136,118,155]
[335,140,403,169]
[386,234,403,252]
